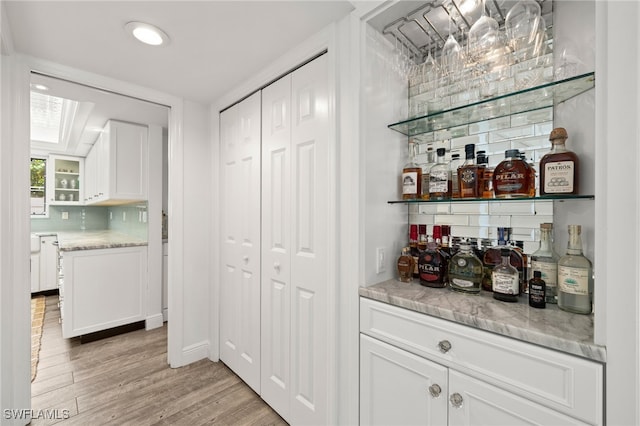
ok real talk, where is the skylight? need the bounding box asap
[30,91,64,144]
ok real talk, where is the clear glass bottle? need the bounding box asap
[402,141,422,200]
[531,223,560,304]
[429,148,452,199]
[458,144,483,198]
[492,248,520,302]
[492,149,531,198]
[558,225,593,314]
[450,153,462,198]
[448,242,483,294]
[421,147,436,200]
[539,127,579,195]
[397,247,415,283]
[418,239,449,288]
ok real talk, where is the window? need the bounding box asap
[31,157,47,216]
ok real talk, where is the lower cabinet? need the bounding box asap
[360,298,603,426]
[58,246,147,338]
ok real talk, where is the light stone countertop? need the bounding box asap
[360,279,606,363]
[56,230,147,251]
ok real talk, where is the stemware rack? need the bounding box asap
[376,0,553,64]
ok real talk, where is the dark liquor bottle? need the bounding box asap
[458,144,483,198]
[492,248,520,302]
[481,227,510,291]
[539,127,579,195]
[429,148,452,199]
[529,271,546,308]
[492,149,531,198]
[418,224,428,252]
[397,247,414,283]
[409,225,420,278]
[418,239,449,288]
[450,153,462,198]
[402,141,422,200]
[477,151,494,199]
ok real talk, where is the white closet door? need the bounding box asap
[261,75,293,417]
[289,54,329,425]
[220,91,262,392]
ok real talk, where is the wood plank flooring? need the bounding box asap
[31,295,288,426]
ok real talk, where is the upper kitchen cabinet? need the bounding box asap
[46,154,84,206]
[84,119,149,205]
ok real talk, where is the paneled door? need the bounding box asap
[220,91,262,392]
[261,53,329,424]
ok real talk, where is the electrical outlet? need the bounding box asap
[61,211,69,220]
[376,247,386,274]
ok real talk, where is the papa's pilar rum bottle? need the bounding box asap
[402,141,422,200]
[418,238,449,288]
[458,144,483,199]
[492,149,532,198]
[539,127,579,196]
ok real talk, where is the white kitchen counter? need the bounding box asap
[360,279,605,362]
[56,230,147,251]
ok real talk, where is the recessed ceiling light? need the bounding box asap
[125,21,170,46]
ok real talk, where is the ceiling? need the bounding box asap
[5,1,355,105]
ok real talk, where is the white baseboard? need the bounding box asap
[170,340,210,368]
[145,313,164,330]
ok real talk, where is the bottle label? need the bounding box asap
[452,278,474,288]
[558,265,589,295]
[429,170,449,193]
[492,272,519,294]
[531,260,557,286]
[543,161,574,193]
[403,171,419,195]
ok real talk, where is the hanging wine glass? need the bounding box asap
[468,0,503,75]
[440,15,465,83]
[505,0,544,64]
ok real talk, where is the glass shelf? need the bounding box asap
[388,72,595,137]
[388,194,595,204]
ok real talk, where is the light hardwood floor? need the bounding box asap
[31,295,287,426]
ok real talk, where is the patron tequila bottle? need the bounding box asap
[558,225,593,314]
[539,127,579,195]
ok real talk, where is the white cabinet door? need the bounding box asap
[30,253,40,293]
[448,370,589,426]
[361,334,449,426]
[219,91,262,392]
[39,236,58,291]
[261,54,330,425]
[261,74,292,416]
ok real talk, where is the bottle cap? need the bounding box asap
[549,127,568,141]
[540,223,553,230]
[500,248,511,256]
[419,224,427,235]
[568,224,581,234]
[436,147,446,156]
[410,224,418,239]
[433,225,442,241]
[533,270,542,279]
[505,149,520,158]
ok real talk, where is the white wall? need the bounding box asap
[177,99,212,361]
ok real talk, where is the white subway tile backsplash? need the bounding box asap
[409,214,434,225]
[452,226,489,239]
[434,214,469,226]
[469,116,510,135]
[451,202,489,214]
[419,204,450,215]
[511,227,536,241]
[468,215,511,227]
[510,215,554,228]
[511,108,553,127]
[534,201,554,215]
[490,125,535,143]
[489,201,536,215]
[535,121,554,137]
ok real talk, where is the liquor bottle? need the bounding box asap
[429,148,452,200]
[510,240,529,294]
[477,151,494,199]
[492,149,531,198]
[492,248,520,302]
[397,247,414,283]
[530,223,560,304]
[402,141,422,200]
[520,151,537,197]
[481,227,510,291]
[450,153,462,198]
[432,225,442,246]
[528,271,546,309]
[440,225,451,255]
[448,242,483,294]
[458,144,483,198]
[539,127,579,195]
[558,225,593,314]
[421,147,436,200]
[418,224,428,252]
[418,239,449,288]
[409,225,420,278]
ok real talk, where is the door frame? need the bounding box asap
[8,53,187,412]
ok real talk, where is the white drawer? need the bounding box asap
[360,298,603,425]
